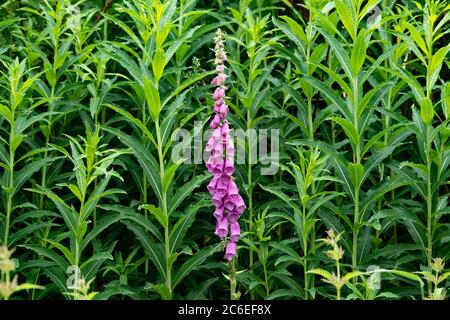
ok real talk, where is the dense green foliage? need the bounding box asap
[0,0,449,300]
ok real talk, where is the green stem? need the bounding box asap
[155,118,171,295]
[352,76,360,272]
[424,8,434,268]
[302,206,309,300]
[142,105,149,275]
[336,258,341,300]
[4,130,15,246]
[40,84,55,209]
[176,0,184,88]
[262,260,269,297]
[229,258,237,300]
[246,99,255,300]
[426,125,433,267]
[352,187,360,271]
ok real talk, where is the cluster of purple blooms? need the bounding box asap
[206,29,246,261]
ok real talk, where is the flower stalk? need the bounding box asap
[206,29,246,263]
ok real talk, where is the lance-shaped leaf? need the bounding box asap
[351,30,367,76]
[103,126,162,203]
[172,244,221,290]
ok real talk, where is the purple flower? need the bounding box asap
[205,128,221,152]
[223,156,234,176]
[227,211,239,223]
[211,73,227,86]
[214,99,224,113]
[219,104,228,118]
[213,87,225,100]
[212,191,224,207]
[227,180,238,196]
[221,174,231,184]
[221,122,230,135]
[230,222,240,242]
[205,28,246,261]
[225,241,236,261]
[224,198,235,211]
[215,177,229,197]
[207,176,219,195]
[216,65,225,73]
[206,156,220,173]
[215,217,228,239]
[234,196,246,214]
[224,136,235,156]
[210,114,221,129]
[214,206,225,220]
[212,161,225,176]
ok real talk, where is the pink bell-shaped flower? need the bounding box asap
[225,241,236,261]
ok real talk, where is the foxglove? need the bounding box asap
[206,29,246,261]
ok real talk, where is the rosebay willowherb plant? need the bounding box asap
[0,0,449,301]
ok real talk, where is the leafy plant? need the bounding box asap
[0,0,449,301]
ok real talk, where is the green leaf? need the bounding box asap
[10,134,26,153]
[124,221,166,281]
[80,252,114,270]
[379,269,425,287]
[103,127,162,203]
[67,184,82,201]
[406,22,428,55]
[146,283,172,300]
[144,77,161,121]
[170,199,209,253]
[14,283,45,293]
[271,274,304,298]
[429,45,450,89]
[318,28,353,80]
[331,117,359,148]
[172,244,221,290]
[334,0,355,40]
[168,174,209,216]
[0,143,8,166]
[303,76,351,120]
[152,48,166,83]
[80,175,122,223]
[161,71,214,108]
[343,271,364,282]
[0,103,13,124]
[99,43,143,85]
[388,67,425,105]
[442,83,450,120]
[259,184,302,216]
[162,159,184,194]
[307,268,333,280]
[104,104,157,147]
[269,241,302,264]
[114,205,163,242]
[351,30,367,76]
[45,239,75,265]
[347,163,364,189]
[81,213,124,251]
[274,16,306,54]
[420,97,434,125]
[9,222,59,246]
[27,186,78,238]
[20,244,69,270]
[140,204,167,229]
